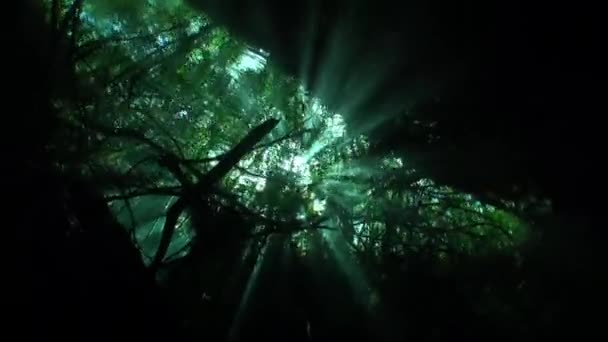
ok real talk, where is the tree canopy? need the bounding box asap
[16,1,603,341]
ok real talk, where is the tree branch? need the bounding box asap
[104,186,181,201]
[85,122,172,156]
[75,24,187,61]
[149,197,188,273]
[149,118,280,273]
[253,128,313,151]
[198,118,280,190]
[234,166,268,179]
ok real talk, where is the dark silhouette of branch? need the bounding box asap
[102,28,210,87]
[234,166,268,179]
[157,155,192,186]
[253,128,314,150]
[215,188,332,237]
[124,156,158,177]
[104,186,182,201]
[181,155,223,164]
[121,188,138,231]
[85,122,171,155]
[149,118,280,273]
[248,224,335,239]
[137,110,185,158]
[163,239,194,264]
[149,197,188,272]
[406,221,513,241]
[200,118,280,189]
[75,24,188,61]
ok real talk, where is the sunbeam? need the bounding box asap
[52,2,539,340]
[227,238,270,342]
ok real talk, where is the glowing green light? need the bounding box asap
[228,49,267,80]
[312,198,326,213]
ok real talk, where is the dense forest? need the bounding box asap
[14,1,604,341]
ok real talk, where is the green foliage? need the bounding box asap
[47,0,531,269]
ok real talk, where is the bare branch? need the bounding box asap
[104,186,182,201]
[76,24,187,61]
[234,166,268,179]
[149,118,280,274]
[181,155,223,164]
[86,122,171,155]
[249,224,335,239]
[148,197,188,273]
[124,156,158,177]
[253,128,314,151]
[199,118,280,189]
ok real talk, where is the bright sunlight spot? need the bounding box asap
[280,155,313,185]
[228,49,268,80]
[312,198,327,213]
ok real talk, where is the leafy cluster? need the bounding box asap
[46,0,529,275]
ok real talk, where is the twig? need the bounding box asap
[149,118,280,274]
[234,166,268,179]
[87,122,171,155]
[76,24,187,61]
[104,186,182,201]
[253,128,313,150]
[124,155,157,177]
